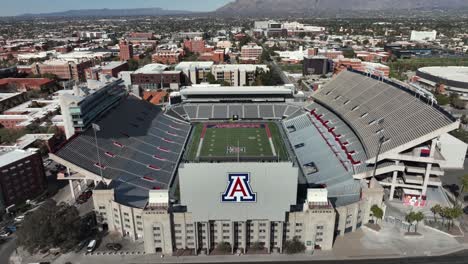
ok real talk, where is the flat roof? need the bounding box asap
[0,149,37,168]
[101,61,127,70]
[418,66,468,84]
[175,61,214,71]
[211,64,268,71]
[180,85,293,96]
[133,63,169,74]
[0,93,22,101]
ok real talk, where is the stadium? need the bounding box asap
[50,69,466,255]
[416,66,468,94]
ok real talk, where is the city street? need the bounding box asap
[0,236,16,264]
[50,250,468,264]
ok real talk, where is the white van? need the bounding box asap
[87,239,97,252]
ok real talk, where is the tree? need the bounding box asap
[459,174,468,202]
[431,204,442,223]
[405,211,416,232]
[260,49,272,63]
[447,206,463,230]
[413,211,424,232]
[251,241,264,250]
[206,72,216,84]
[435,94,450,105]
[216,241,231,253]
[370,205,383,223]
[461,115,468,125]
[284,236,306,254]
[127,59,139,71]
[17,199,82,253]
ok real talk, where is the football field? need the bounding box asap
[187,122,288,161]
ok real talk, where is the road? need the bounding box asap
[0,236,17,264]
[441,159,468,200]
[53,249,468,264]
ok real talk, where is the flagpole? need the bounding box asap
[93,123,105,184]
[237,139,240,163]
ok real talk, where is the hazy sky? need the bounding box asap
[1,0,232,16]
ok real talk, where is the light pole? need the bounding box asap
[92,123,105,185]
[372,119,385,179]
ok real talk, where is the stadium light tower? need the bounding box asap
[372,119,385,179]
[92,123,105,184]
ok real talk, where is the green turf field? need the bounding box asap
[187,122,289,161]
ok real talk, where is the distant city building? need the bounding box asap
[0,149,47,212]
[0,92,28,113]
[184,37,206,54]
[303,57,333,76]
[211,64,269,86]
[410,30,437,42]
[32,60,93,81]
[131,64,183,90]
[415,66,468,99]
[0,66,18,78]
[175,61,214,85]
[0,78,57,92]
[151,51,182,65]
[198,50,225,63]
[85,61,129,80]
[119,40,134,61]
[173,31,203,40]
[0,98,60,129]
[240,43,263,64]
[78,31,114,39]
[128,32,154,40]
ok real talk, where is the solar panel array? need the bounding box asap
[55,96,191,208]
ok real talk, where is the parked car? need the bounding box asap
[87,239,97,252]
[5,225,16,232]
[105,243,122,251]
[75,240,88,252]
[76,190,93,204]
[14,215,24,223]
[0,230,11,237]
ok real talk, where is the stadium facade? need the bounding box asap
[50,69,465,255]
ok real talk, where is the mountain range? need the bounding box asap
[15,0,468,18]
[19,8,192,17]
[215,0,468,16]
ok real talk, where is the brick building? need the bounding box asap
[85,61,129,80]
[32,60,93,81]
[0,78,57,92]
[119,40,134,61]
[151,51,182,65]
[240,43,263,63]
[131,64,183,90]
[0,149,47,211]
[198,50,225,63]
[0,92,28,113]
[183,37,206,54]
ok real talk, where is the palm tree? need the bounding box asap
[413,211,425,233]
[460,174,468,202]
[405,211,416,232]
[431,204,442,223]
[442,207,451,228]
[370,205,384,224]
[450,206,463,230]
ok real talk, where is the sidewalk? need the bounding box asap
[51,222,468,264]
